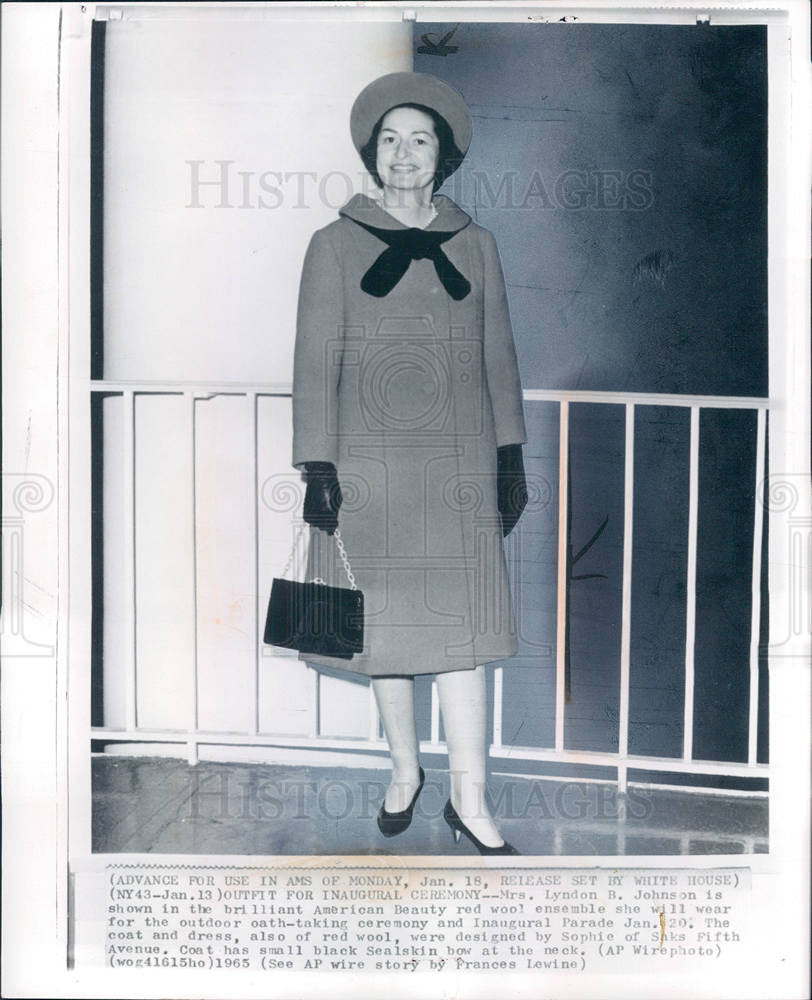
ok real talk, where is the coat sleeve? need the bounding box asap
[291,227,344,470]
[481,228,528,447]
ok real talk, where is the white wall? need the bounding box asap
[100,17,411,737]
[103,18,411,383]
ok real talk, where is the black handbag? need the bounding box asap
[264,526,364,660]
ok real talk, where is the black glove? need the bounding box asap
[496,444,528,538]
[302,461,342,535]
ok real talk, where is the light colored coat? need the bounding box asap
[291,193,527,677]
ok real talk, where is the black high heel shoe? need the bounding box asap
[443,799,520,856]
[377,767,426,838]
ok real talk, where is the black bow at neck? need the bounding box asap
[352,220,471,301]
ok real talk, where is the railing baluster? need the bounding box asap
[555,400,569,752]
[249,392,259,737]
[684,406,700,761]
[368,684,379,742]
[493,666,503,750]
[431,680,440,745]
[188,391,199,736]
[618,404,634,764]
[748,408,767,765]
[314,670,321,739]
[123,390,137,730]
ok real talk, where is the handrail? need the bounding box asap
[89,379,771,410]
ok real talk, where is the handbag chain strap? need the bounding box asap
[280,522,357,591]
[332,530,357,590]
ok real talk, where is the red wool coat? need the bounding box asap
[291,193,527,678]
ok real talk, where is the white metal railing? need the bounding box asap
[90,383,770,795]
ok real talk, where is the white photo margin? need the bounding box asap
[1,2,809,999]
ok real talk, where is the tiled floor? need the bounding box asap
[92,756,768,856]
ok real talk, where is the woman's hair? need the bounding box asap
[359,102,464,191]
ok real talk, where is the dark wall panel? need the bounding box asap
[416,24,768,765]
[564,403,625,753]
[417,23,767,396]
[628,407,690,758]
[693,409,757,762]
[500,401,559,749]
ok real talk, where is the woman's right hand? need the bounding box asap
[496,444,528,538]
[302,462,343,535]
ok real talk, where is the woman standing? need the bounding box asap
[291,72,528,854]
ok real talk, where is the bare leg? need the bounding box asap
[371,676,421,812]
[436,665,504,847]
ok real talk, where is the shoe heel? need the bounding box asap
[443,799,462,845]
[442,797,520,856]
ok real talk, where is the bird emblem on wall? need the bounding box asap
[417,25,460,57]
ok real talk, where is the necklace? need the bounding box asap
[376,196,438,230]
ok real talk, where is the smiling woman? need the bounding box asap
[374,106,440,196]
[359,102,465,219]
[288,71,529,853]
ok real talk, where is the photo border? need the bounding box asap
[2,2,809,998]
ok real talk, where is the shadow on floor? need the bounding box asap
[92,756,768,856]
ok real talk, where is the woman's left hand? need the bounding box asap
[302,461,343,535]
[496,444,528,538]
